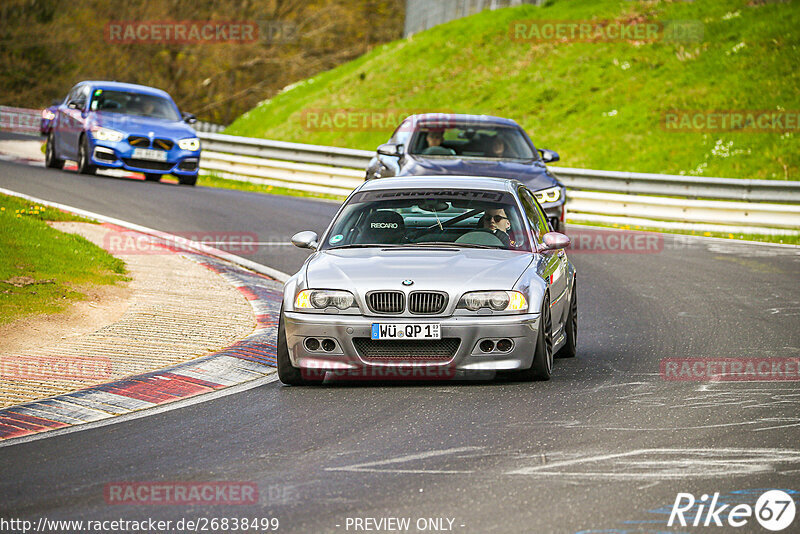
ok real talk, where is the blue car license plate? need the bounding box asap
[371,323,441,340]
[132,148,167,161]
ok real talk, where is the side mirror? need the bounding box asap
[538,149,560,163]
[291,231,319,250]
[377,143,403,157]
[67,101,80,110]
[537,231,570,253]
[182,112,197,124]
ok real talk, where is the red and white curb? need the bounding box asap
[0,189,288,444]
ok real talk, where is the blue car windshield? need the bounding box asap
[321,189,530,251]
[408,125,535,160]
[90,90,180,121]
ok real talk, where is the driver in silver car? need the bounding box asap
[479,207,512,248]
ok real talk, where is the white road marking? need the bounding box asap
[505,448,800,479]
[326,446,483,474]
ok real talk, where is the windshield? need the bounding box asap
[408,124,535,160]
[89,89,180,121]
[321,189,530,251]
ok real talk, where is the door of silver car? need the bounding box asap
[520,187,568,330]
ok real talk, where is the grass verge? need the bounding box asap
[225,0,800,180]
[0,194,128,325]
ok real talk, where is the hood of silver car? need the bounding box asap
[305,248,533,292]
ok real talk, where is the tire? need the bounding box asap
[44,133,64,169]
[77,135,96,175]
[512,295,553,381]
[556,278,577,359]
[178,174,197,186]
[276,308,322,386]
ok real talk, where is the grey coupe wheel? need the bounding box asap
[556,278,577,359]
[44,133,64,169]
[77,135,96,175]
[276,308,322,386]
[512,295,553,381]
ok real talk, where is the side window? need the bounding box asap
[389,119,412,148]
[74,86,89,109]
[65,86,80,105]
[519,188,549,242]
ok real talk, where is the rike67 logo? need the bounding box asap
[669,490,796,531]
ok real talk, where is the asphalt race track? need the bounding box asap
[1,156,799,533]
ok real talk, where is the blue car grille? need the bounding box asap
[127,136,174,150]
[122,158,173,171]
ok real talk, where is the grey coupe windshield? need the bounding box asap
[89,90,180,121]
[322,189,530,251]
[408,125,535,160]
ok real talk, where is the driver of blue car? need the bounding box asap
[421,129,456,155]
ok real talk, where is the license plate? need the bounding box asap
[132,148,167,161]
[371,323,441,340]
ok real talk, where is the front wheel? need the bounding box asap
[77,136,96,175]
[511,295,553,381]
[44,133,64,169]
[178,174,197,186]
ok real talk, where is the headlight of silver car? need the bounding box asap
[534,186,561,204]
[295,289,356,310]
[458,291,528,312]
[178,137,201,151]
[91,126,124,142]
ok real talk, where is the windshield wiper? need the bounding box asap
[329,244,406,249]
[408,241,498,249]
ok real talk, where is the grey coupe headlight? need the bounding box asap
[295,289,355,310]
[459,291,527,312]
[534,186,561,204]
[178,137,201,151]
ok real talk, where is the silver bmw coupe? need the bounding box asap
[278,175,577,385]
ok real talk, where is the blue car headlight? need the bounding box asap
[178,137,201,151]
[91,126,124,142]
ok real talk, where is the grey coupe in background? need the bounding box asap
[365,114,567,232]
[278,175,577,385]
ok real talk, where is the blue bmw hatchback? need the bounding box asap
[45,81,201,185]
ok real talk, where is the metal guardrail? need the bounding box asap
[0,106,41,136]
[197,131,800,232]
[1,109,797,232]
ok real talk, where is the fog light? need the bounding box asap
[479,340,495,353]
[321,339,336,352]
[304,338,320,351]
[496,339,513,352]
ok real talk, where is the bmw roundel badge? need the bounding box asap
[402,279,414,286]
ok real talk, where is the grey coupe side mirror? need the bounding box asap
[291,231,319,250]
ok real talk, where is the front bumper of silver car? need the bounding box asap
[284,311,541,375]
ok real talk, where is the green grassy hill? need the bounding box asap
[225,0,800,180]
